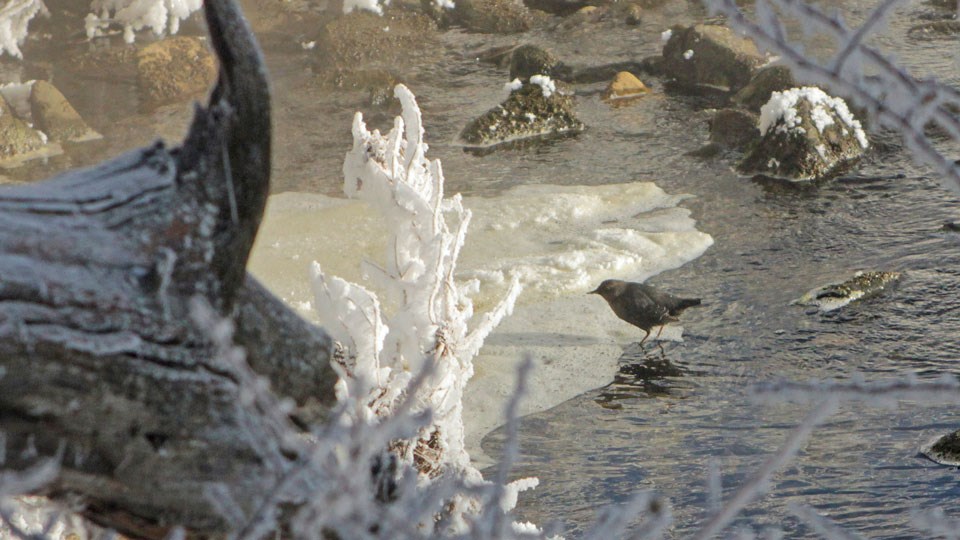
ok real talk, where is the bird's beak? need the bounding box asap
[587,288,599,295]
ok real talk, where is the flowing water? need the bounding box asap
[7,0,960,537]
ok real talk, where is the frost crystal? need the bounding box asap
[660,28,672,42]
[0,0,46,58]
[529,74,556,98]
[758,87,868,148]
[85,0,202,43]
[683,49,694,60]
[343,0,385,15]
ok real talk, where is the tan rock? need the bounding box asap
[603,71,649,100]
[30,81,101,142]
[136,36,217,108]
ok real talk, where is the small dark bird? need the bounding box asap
[588,279,702,345]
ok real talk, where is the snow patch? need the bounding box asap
[529,74,556,98]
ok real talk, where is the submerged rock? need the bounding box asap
[136,36,217,107]
[460,80,584,148]
[443,0,532,33]
[739,87,868,180]
[908,20,960,38]
[321,10,437,68]
[793,271,901,312]
[569,61,649,84]
[522,0,589,16]
[602,71,649,101]
[30,81,101,143]
[732,65,797,113]
[622,3,642,25]
[661,23,766,94]
[709,108,759,150]
[941,221,960,232]
[510,45,572,81]
[922,430,960,466]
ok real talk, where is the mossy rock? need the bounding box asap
[793,271,901,312]
[0,94,45,159]
[509,44,572,81]
[732,65,797,113]
[447,0,533,33]
[460,83,584,147]
[136,36,217,107]
[923,429,960,466]
[908,20,960,38]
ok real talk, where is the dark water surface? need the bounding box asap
[8,0,960,537]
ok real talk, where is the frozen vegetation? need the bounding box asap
[0,0,45,58]
[312,84,523,488]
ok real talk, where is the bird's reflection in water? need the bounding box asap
[595,341,691,409]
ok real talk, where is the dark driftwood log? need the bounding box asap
[0,0,337,537]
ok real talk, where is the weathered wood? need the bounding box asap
[0,0,337,537]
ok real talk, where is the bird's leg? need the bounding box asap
[657,340,666,357]
[639,329,650,347]
[655,325,666,341]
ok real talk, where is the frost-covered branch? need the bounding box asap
[312,83,525,528]
[703,0,960,192]
[912,508,960,540]
[750,374,960,406]
[789,503,866,540]
[0,0,46,58]
[85,0,201,43]
[691,399,838,540]
[0,461,60,540]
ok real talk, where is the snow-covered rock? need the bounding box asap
[739,87,869,180]
[460,78,584,149]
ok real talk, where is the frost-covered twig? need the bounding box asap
[750,374,960,406]
[0,460,60,540]
[84,0,202,43]
[912,507,960,540]
[703,0,960,192]
[691,399,838,540]
[0,0,46,58]
[789,503,866,540]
